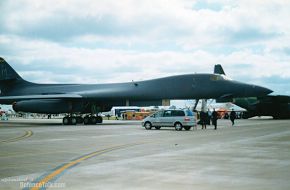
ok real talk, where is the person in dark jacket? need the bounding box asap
[230,109,236,126]
[200,111,207,129]
[212,109,218,130]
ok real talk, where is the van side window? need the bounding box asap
[172,110,185,116]
[163,110,172,117]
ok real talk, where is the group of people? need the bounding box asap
[199,109,237,130]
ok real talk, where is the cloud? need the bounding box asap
[0,0,290,96]
[192,0,224,11]
[1,0,290,52]
[248,75,290,95]
[224,27,280,43]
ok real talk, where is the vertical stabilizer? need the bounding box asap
[0,57,23,81]
[214,64,226,75]
[0,57,25,96]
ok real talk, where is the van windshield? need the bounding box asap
[154,111,163,117]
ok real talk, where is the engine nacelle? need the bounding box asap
[13,99,84,114]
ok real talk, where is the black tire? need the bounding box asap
[96,116,103,123]
[155,126,161,130]
[63,117,69,125]
[84,116,90,125]
[144,122,152,130]
[76,116,84,124]
[174,122,183,131]
[184,126,191,131]
[70,117,77,125]
[90,116,97,124]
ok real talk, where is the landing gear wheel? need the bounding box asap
[144,122,152,130]
[70,117,77,125]
[174,122,183,131]
[96,116,103,123]
[76,116,84,124]
[184,126,191,131]
[90,116,97,124]
[63,117,69,125]
[84,116,90,125]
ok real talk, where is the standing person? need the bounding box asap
[207,109,212,125]
[212,108,218,130]
[200,111,207,129]
[230,109,236,126]
[193,110,198,130]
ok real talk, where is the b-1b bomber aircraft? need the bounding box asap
[0,57,272,125]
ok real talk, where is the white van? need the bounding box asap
[142,109,195,131]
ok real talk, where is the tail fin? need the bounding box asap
[214,64,226,75]
[0,57,23,81]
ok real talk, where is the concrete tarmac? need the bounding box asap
[0,118,290,190]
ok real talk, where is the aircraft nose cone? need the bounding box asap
[251,85,273,96]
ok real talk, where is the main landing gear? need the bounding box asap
[62,115,103,125]
[83,115,103,125]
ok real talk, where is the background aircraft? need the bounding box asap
[233,96,290,119]
[214,65,290,119]
[0,57,272,125]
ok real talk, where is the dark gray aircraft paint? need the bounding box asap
[213,64,290,119]
[233,96,290,119]
[0,57,272,124]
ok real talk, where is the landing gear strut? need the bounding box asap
[82,104,103,125]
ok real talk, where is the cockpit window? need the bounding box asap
[210,75,222,81]
[210,74,232,81]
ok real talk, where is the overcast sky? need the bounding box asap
[1,0,290,95]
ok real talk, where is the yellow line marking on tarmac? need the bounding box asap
[29,143,143,190]
[0,130,33,144]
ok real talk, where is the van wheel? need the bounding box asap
[155,126,161,130]
[174,122,183,131]
[144,122,152,130]
[184,126,191,131]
